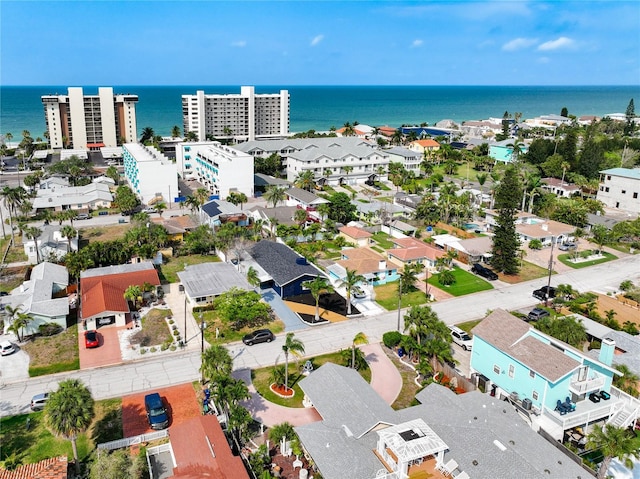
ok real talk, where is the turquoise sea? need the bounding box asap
[1,85,639,140]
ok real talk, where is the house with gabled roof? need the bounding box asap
[199,199,250,229]
[386,237,446,270]
[327,247,398,285]
[284,187,330,211]
[32,182,113,212]
[80,262,160,330]
[22,225,78,264]
[177,262,251,305]
[247,241,324,298]
[0,455,68,479]
[407,139,440,155]
[295,363,589,479]
[338,225,372,247]
[470,309,640,440]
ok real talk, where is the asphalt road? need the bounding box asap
[1,252,639,417]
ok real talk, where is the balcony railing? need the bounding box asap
[569,375,605,395]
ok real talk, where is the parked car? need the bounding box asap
[449,326,473,351]
[352,286,366,299]
[471,263,499,281]
[533,286,556,301]
[30,392,50,411]
[0,340,15,356]
[84,330,100,348]
[242,329,275,346]
[75,213,90,220]
[527,307,550,322]
[558,242,577,251]
[142,207,157,214]
[144,393,169,430]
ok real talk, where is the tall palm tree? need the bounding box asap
[399,265,419,294]
[342,165,354,185]
[24,226,42,263]
[586,424,639,479]
[302,276,334,321]
[246,266,260,289]
[294,170,316,191]
[339,268,366,315]
[140,127,155,143]
[282,333,305,392]
[263,185,287,209]
[227,192,248,210]
[10,312,32,342]
[194,188,210,207]
[155,200,167,217]
[613,364,640,397]
[44,379,95,474]
[60,225,77,255]
[351,332,368,369]
[201,344,233,382]
[171,125,181,138]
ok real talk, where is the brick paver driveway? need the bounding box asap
[78,325,125,369]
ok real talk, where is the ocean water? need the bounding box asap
[1,85,639,140]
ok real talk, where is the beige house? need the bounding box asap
[386,237,446,270]
[338,226,372,247]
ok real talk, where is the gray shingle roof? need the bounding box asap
[248,241,322,286]
[177,262,251,298]
[285,188,329,206]
[200,199,242,218]
[6,262,69,318]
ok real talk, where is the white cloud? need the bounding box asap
[231,41,246,48]
[502,38,538,51]
[411,39,423,48]
[310,35,324,47]
[538,37,574,51]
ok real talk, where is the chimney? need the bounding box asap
[599,337,615,366]
[379,260,387,270]
[541,224,548,231]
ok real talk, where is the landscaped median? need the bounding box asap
[557,250,617,269]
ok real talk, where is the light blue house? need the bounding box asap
[470,309,640,440]
[489,139,528,163]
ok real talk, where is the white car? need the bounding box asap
[142,207,157,214]
[0,340,15,356]
[352,286,366,299]
[449,326,473,351]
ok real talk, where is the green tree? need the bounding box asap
[533,315,587,348]
[246,266,260,289]
[123,285,142,309]
[590,224,611,254]
[294,170,316,191]
[90,449,146,479]
[624,98,636,136]
[227,191,248,210]
[490,165,521,274]
[114,185,138,214]
[201,344,233,383]
[403,305,452,369]
[350,332,368,369]
[586,424,639,479]
[282,333,305,392]
[171,125,182,138]
[140,127,154,143]
[302,276,334,321]
[294,208,308,227]
[254,153,282,177]
[263,185,287,209]
[105,165,119,184]
[339,268,366,315]
[24,226,42,263]
[326,192,356,224]
[44,379,95,474]
[399,265,419,294]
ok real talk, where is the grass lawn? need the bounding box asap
[497,261,551,284]
[371,231,395,249]
[202,308,285,345]
[131,308,174,347]
[381,346,422,410]
[456,319,482,335]
[0,398,122,467]
[251,351,371,408]
[0,235,28,263]
[557,251,618,269]
[374,282,427,310]
[24,327,79,377]
[158,254,220,283]
[428,267,493,297]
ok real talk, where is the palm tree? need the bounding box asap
[155,200,167,217]
[342,165,353,185]
[351,332,368,369]
[586,424,639,479]
[227,192,248,210]
[140,127,154,143]
[613,364,640,397]
[194,188,210,207]
[282,333,305,392]
[302,276,334,321]
[316,203,330,222]
[44,378,95,474]
[339,268,366,315]
[60,225,77,253]
[171,125,182,138]
[123,285,142,309]
[201,344,233,383]
[399,265,419,293]
[506,139,524,163]
[263,185,287,209]
[560,161,570,185]
[246,266,260,289]
[24,226,42,263]
[294,170,316,191]
[11,312,32,342]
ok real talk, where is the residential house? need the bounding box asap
[23,225,78,264]
[385,219,417,238]
[247,241,324,298]
[582,320,640,380]
[249,205,300,237]
[32,182,113,212]
[338,225,372,247]
[386,237,446,270]
[0,455,68,479]
[516,219,575,246]
[460,120,502,138]
[177,262,251,306]
[327,247,399,285]
[489,139,529,163]
[284,187,330,214]
[199,200,250,229]
[597,168,640,214]
[356,201,411,224]
[524,114,573,129]
[295,363,589,479]
[484,209,537,230]
[394,192,422,210]
[541,177,581,198]
[2,262,69,336]
[431,234,493,265]
[335,123,375,139]
[123,143,179,206]
[92,175,116,187]
[80,262,160,330]
[254,173,291,195]
[385,146,421,173]
[38,176,70,190]
[151,215,198,242]
[470,309,640,441]
[407,139,440,156]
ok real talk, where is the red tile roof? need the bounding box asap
[0,456,68,479]
[413,139,440,148]
[388,237,446,262]
[171,415,249,479]
[80,269,160,320]
[339,226,372,240]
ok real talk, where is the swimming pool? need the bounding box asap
[463,223,480,230]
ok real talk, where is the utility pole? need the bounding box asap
[200,314,206,384]
[397,276,402,332]
[545,237,555,307]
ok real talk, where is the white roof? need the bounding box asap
[33,182,113,209]
[377,419,448,463]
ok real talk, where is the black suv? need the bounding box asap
[527,308,550,321]
[533,286,556,301]
[471,263,498,281]
[242,329,275,346]
[144,393,169,430]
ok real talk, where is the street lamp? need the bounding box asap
[200,314,206,384]
[397,276,403,332]
[545,236,555,307]
[183,263,187,344]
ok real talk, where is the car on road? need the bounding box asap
[471,263,499,281]
[144,393,169,430]
[527,307,550,322]
[533,286,556,301]
[84,330,100,348]
[0,340,15,356]
[75,213,90,220]
[352,286,366,299]
[30,392,50,411]
[449,326,473,351]
[142,207,157,214]
[242,329,275,346]
[558,242,577,251]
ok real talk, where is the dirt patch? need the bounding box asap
[78,224,131,243]
[381,346,422,410]
[594,293,640,326]
[0,265,29,293]
[130,309,173,347]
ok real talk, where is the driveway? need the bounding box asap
[0,335,29,383]
[78,324,126,369]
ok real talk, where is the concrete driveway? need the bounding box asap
[0,335,29,383]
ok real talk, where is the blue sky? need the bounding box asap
[1,0,639,86]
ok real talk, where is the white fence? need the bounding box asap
[97,429,169,451]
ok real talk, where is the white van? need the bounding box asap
[450,326,473,351]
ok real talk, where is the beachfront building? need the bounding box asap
[122,143,179,206]
[597,168,640,215]
[181,86,289,143]
[41,87,138,150]
[175,141,254,199]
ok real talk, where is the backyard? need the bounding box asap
[427,267,493,297]
[374,281,427,310]
[371,231,395,249]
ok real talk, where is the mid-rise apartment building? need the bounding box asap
[41,87,138,150]
[597,167,640,215]
[122,143,179,206]
[175,141,254,199]
[181,86,289,143]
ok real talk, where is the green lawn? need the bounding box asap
[456,319,482,334]
[557,251,618,269]
[201,308,286,345]
[158,254,220,283]
[23,326,79,377]
[428,267,493,296]
[371,231,395,249]
[374,282,427,310]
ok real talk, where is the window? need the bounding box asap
[634,192,638,199]
[532,390,539,401]
[529,369,535,378]
[622,190,626,194]
[605,187,610,192]
[607,175,611,180]
[493,365,501,375]
[508,365,515,378]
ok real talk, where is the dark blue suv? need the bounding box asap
[145,393,169,430]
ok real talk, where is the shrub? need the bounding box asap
[170,345,176,351]
[38,323,63,337]
[173,329,180,336]
[528,239,543,250]
[619,280,634,292]
[150,347,157,353]
[382,331,403,349]
[140,348,147,354]
[168,319,175,325]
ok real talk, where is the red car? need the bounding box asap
[84,330,100,348]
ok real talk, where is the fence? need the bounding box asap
[97,429,169,451]
[434,362,477,393]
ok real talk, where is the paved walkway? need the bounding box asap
[234,342,402,427]
[261,289,308,331]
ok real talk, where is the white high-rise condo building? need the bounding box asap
[41,87,138,150]
[182,86,289,143]
[122,143,179,206]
